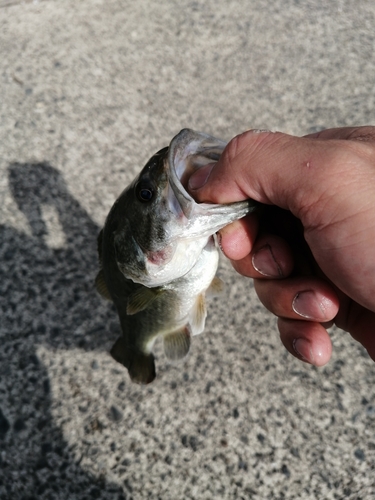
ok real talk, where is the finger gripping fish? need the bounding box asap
[96,129,258,384]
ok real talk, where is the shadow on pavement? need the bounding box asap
[0,163,125,499]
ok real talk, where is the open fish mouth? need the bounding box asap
[167,129,227,220]
[165,129,254,242]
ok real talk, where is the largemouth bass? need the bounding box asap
[96,129,258,384]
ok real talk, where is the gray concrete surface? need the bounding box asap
[1,1,375,498]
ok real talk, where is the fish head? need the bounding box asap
[110,146,175,284]
[110,129,257,287]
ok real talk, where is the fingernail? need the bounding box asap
[292,290,327,320]
[252,244,283,278]
[188,164,214,190]
[293,338,314,364]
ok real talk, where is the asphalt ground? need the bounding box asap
[1,1,375,499]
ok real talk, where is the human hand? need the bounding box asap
[188,127,375,366]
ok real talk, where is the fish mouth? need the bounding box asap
[165,129,257,243]
[167,129,226,219]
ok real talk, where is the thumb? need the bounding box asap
[188,130,308,209]
[188,129,369,224]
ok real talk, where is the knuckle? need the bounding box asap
[338,137,375,168]
[346,126,375,143]
[223,130,286,169]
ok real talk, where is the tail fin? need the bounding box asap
[110,336,156,385]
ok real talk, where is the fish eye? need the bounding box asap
[136,181,154,202]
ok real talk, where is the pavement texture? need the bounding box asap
[1,1,375,499]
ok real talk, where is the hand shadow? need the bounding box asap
[0,163,125,499]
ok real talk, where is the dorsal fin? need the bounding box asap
[126,286,164,315]
[189,294,207,336]
[95,269,112,301]
[110,336,156,385]
[163,327,191,361]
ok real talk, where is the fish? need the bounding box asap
[95,129,258,384]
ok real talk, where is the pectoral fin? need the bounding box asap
[127,286,163,315]
[189,294,207,335]
[110,337,156,385]
[95,269,112,301]
[163,327,191,361]
[207,276,225,297]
